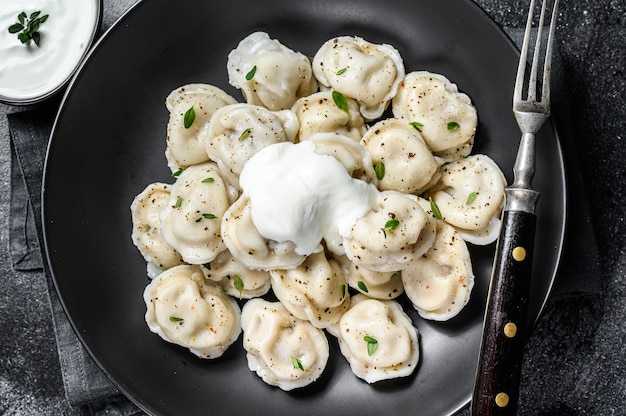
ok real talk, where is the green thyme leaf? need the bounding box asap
[202,213,218,219]
[383,219,400,237]
[374,161,385,180]
[336,67,347,75]
[183,106,195,129]
[169,316,184,322]
[201,177,215,183]
[410,121,424,132]
[245,65,257,81]
[8,23,24,34]
[341,284,346,300]
[238,128,251,141]
[384,219,400,232]
[357,281,369,293]
[466,191,479,205]
[429,197,443,220]
[291,356,304,371]
[447,121,460,131]
[364,336,378,356]
[332,90,349,114]
[32,31,41,46]
[233,275,244,299]
[390,273,399,280]
[172,168,184,177]
[174,197,183,208]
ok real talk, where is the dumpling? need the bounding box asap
[143,264,241,359]
[291,91,366,141]
[312,36,405,120]
[424,154,506,245]
[402,220,474,321]
[335,256,404,300]
[202,249,271,299]
[165,84,237,172]
[343,191,435,272]
[201,103,299,189]
[269,252,351,329]
[392,71,477,161]
[227,31,318,111]
[335,294,419,383]
[220,194,307,271]
[130,182,185,278]
[241,298,329,391]
[307,132,378,184]
[360,118,443,194]
[159,163,230,264]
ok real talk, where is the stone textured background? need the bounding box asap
[0,0,624,415]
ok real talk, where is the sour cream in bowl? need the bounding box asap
[0,0,102,105]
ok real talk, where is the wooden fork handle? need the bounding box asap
[472,208,537,415]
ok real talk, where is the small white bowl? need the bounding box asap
[0,0,102,105]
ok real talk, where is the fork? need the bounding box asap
[471,0,560,414]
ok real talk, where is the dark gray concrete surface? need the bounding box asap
[1,0,624,415]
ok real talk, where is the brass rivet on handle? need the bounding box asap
[495,392,510,408]
[504,322,518,338]
[512,246,526,261]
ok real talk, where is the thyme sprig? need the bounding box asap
[8,11,49,47]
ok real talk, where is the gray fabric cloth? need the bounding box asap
[4,26,599,416]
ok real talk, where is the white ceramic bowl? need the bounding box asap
[0,0,102,105]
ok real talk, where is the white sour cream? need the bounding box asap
[0,0,99,103]
[239,141,379,256]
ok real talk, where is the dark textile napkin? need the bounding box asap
[6,27,600,415]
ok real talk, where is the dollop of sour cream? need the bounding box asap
[0,0,99,102]
[239,141,379,256]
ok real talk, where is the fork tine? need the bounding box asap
[542,0,560,110]
[528,0,548,102]
[513,0,536,104]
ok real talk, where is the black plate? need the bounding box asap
[43,0,565,415]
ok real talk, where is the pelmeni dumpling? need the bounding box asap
[165,84,237,172]
[221,194,307,271]
[343,191,435,272]
[336,256,404,300]
[270,252,350,329]
[143,264,241,359]
[227,32,318,111]
[241,298,329,391]
[291,91,366,141]
[402,220,474,321]
[201,103,299,189]
[202,249,271,299]
[159,162,230,265]
[131,182,185,278]
[424,154,506,245]
[312,36,405,120]
[335,294,419,383]
[361,118,443,194]
[307,132,378,184]
[392,71,477,161]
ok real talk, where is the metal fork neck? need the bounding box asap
[506,111,547,214]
